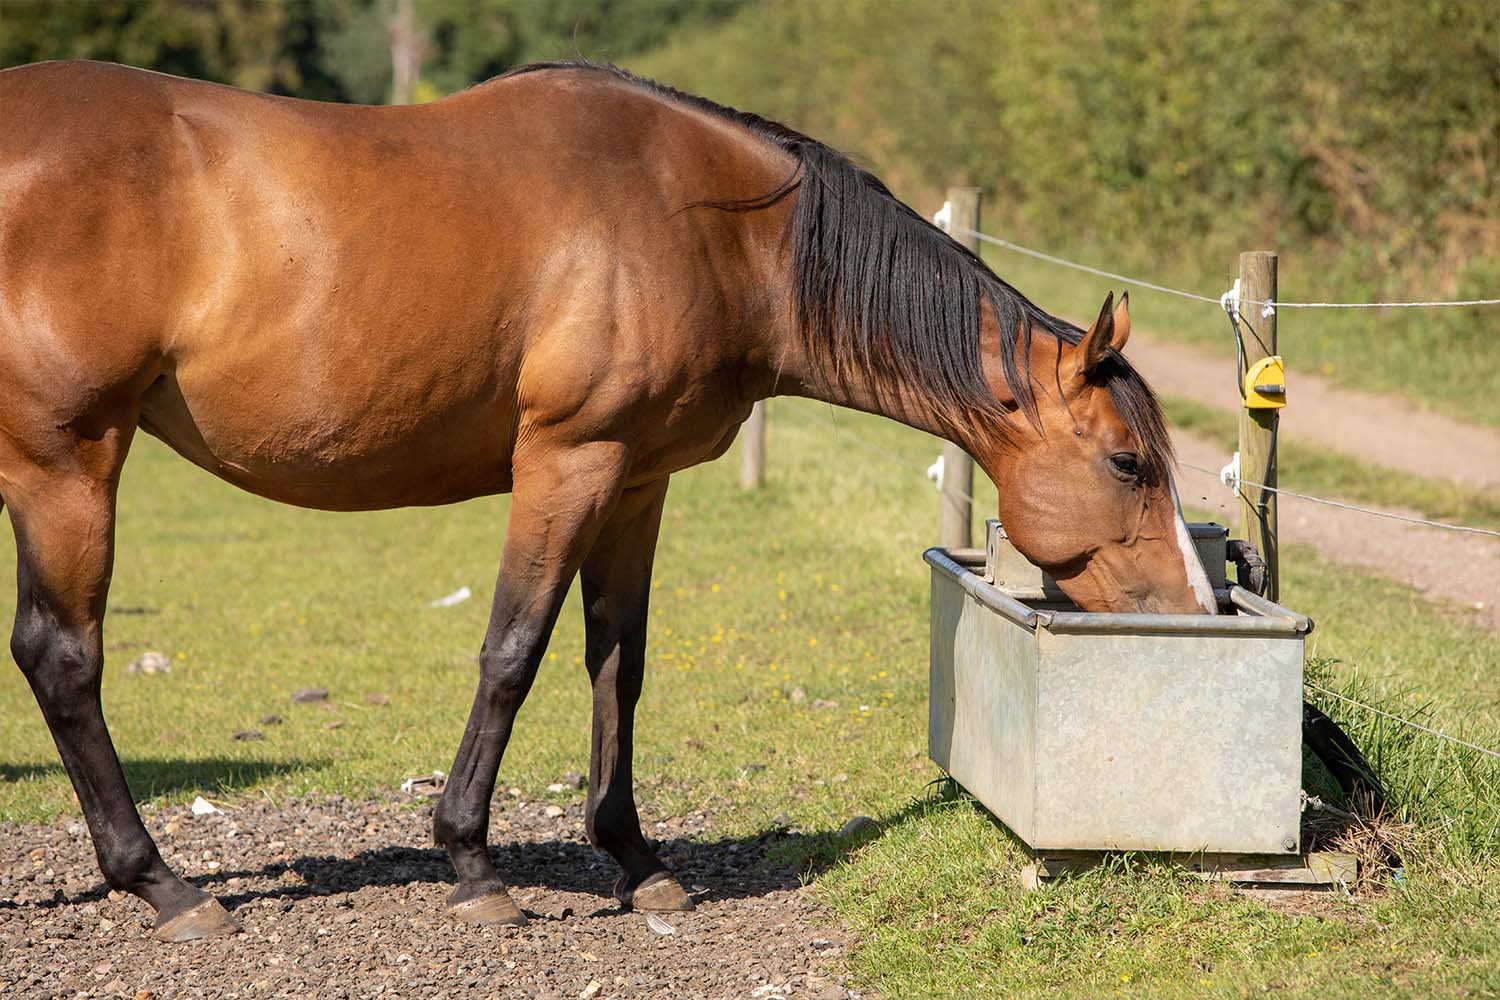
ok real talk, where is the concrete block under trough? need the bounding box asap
[927,523,1311,857]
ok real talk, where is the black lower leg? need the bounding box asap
[579,480,683,903]
[14,598,209,923]
[432,629,549,906]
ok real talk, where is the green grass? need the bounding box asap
[982,245,1500,430]
[1,399,1497,996]
[1163,394,1500,533]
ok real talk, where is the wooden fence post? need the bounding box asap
[740,400,766,490]
[939,187,982,549]
[389,0,418,105]
[1237,251,1280,600]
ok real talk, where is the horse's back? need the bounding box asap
[0,61,788,509]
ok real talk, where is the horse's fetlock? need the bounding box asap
[433,803,481,849]
[94,832,162,893]
[587,795,639,847]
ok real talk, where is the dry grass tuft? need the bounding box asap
[1303,791,1418,892]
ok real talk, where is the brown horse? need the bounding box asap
[0,59,1214,941]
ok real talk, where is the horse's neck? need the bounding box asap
[766,334,965,448]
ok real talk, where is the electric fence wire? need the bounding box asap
[952,225,1500,311]
[1304,681,1500,760]
[1177,460,1500,538]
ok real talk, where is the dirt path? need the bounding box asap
[0,795,856,1000]
[1172,429,1500,631]
[1128,330,1500,492]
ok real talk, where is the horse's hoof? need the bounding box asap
[449,891,528,927]
[153,897,241,943]
[617,873,695,912]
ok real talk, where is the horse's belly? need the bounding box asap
[139,368,516,511]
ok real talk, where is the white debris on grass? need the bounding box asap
[400,770,447,796]
[429,587,472,608]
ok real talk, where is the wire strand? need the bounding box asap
[954,226,1224,305]
[1305,681,1500,760]
[1178,460,1500,538]
[953,225,1500,311]
[1266,298,1500,310]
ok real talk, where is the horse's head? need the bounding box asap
[979,293,1216,615]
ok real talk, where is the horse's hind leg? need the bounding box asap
[5,435,238,942]
[579,477,693,910]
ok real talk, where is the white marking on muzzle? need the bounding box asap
[1169,472,1218,613]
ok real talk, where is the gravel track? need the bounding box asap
[0,795,855,1000]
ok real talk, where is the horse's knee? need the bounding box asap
[475,637,540,703]
[11,611,98,718]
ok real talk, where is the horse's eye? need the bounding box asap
[1109,453,1140,479]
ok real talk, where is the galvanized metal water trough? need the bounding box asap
[927,520,1353,889]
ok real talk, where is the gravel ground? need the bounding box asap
[0,794,857,1000]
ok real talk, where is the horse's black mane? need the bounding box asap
[504,60,1172,472]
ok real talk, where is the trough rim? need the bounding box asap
[923,546,1313,636]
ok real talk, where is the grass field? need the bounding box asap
[1,399,1497,997]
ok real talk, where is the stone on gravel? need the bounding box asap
[838,816,877,839]
[544,805,565,818]
[291,687,329,703]
[190,796,219,817]
[126,651,172,676]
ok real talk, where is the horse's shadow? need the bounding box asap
[4,769,943,917]
[215,831,810,915]
[0,757,329,799]
[6,814,897,916]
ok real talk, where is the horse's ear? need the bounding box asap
[1111,291,1131,352]
[1075,291,1116,378]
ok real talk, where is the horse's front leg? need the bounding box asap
[579,477,693,911]
[432,441,629,926]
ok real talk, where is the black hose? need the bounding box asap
[1303,701,1387,815]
